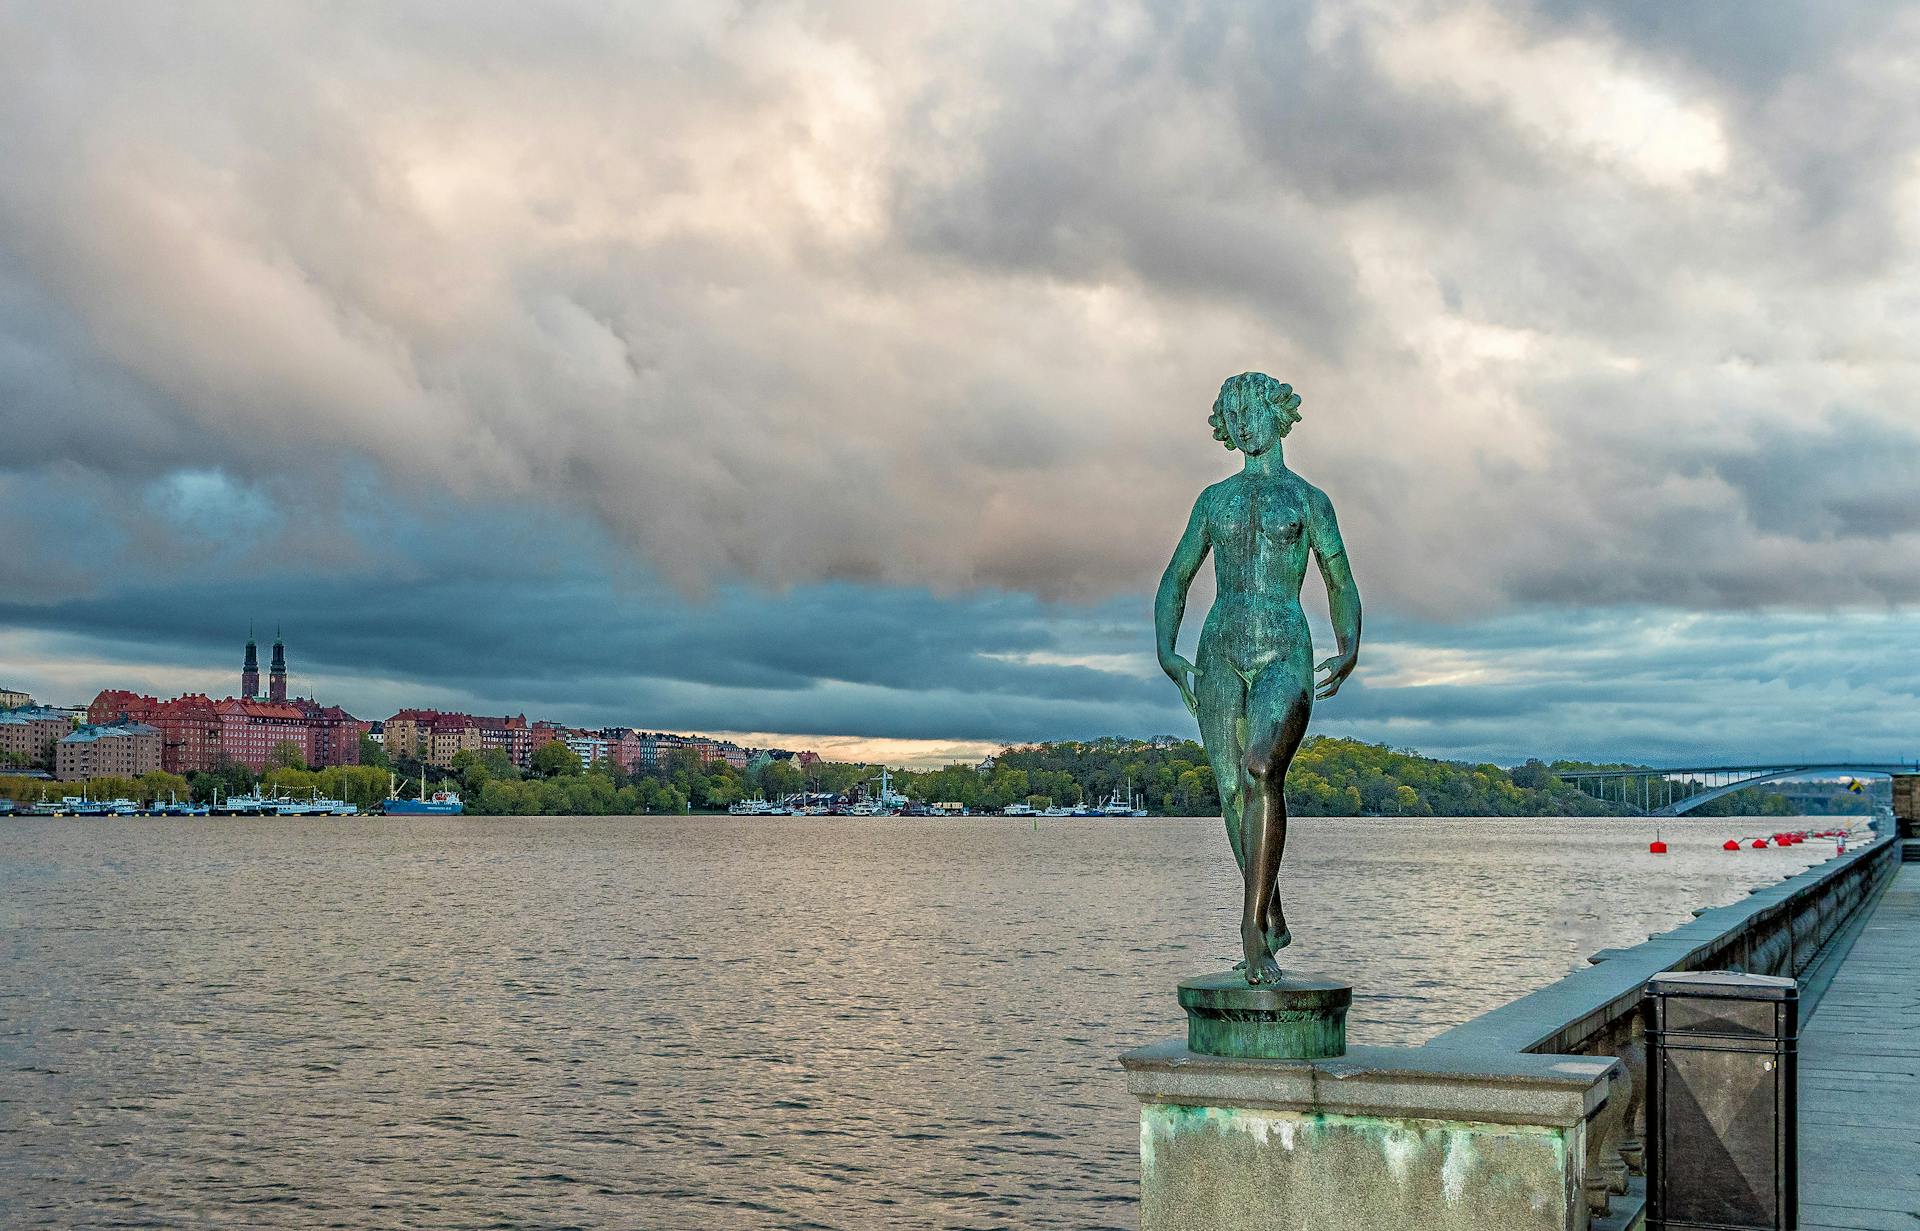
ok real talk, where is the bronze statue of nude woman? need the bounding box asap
[1155,373,1362,985]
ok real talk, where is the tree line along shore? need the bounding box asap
[2,735,1874,819]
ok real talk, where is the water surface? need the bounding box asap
[0,814,1832,1229]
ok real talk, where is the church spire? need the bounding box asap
[242,625,260,700]
[269,626,288,703]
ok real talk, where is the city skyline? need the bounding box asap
[5,4,1920,768]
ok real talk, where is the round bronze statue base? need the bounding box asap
[1177,970,1352,1060]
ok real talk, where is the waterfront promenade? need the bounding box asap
[1801,863,1920,1231]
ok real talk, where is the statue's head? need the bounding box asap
[1209,372,1301,456]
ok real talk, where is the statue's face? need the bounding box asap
[1225,387,1302,456]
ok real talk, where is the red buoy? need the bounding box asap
[1752,838,1770,849]
[1723,839,1740,851]
[1649,840,1668,854]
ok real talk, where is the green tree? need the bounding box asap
[532,740,583,778]
[755,759,805,800]
[267,741,307,772]
[358,732,390,769]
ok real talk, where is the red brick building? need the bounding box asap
[89,691,226,774]
[298,700,367,769]
[216,698,313,770]
[87,687,364,774]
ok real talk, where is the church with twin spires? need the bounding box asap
[86,630,367,774]
[239,627,288,703]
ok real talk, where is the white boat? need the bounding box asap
[215,790,271,815]
[1094,792,1150,818]
[1003,802,1038,817]
[271,788,351,816]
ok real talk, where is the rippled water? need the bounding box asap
[0,814,1832,1229]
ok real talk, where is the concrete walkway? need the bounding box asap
[1800,863,1920,1231]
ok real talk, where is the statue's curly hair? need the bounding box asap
[1209,372,1299,450]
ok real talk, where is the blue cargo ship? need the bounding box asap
[381,774,463,815]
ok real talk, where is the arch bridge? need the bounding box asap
[1557,762,1917,817]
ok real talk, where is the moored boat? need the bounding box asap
[382,773,463,815]
[1093,792,1150,818]
[215,790,272,816]
[383,789,463,815]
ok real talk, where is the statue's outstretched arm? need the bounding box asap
[1156,494,1210,716]
[1308,488,1361,700]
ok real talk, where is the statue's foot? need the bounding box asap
[1241,928,1282,985]
[1265,889,1290,953]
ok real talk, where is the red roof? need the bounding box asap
[216,698,306,720]
[154,694,220,719]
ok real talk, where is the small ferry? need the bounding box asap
[382,774,463,815]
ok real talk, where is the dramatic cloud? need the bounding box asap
[3,1,1917,758]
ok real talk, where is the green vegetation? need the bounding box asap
[436,735,1735,818]
[1,770,193,805]
[894,737,1626,817]
[257,765,395,812]
[3,735,1835,820]
[266,740,307,771]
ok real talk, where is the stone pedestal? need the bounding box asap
[1177,970,1350,1059]
[1123,1040,1620,1231]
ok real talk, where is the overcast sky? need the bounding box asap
[4,1,1918,766]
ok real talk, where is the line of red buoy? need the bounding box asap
[1648,827,1857,855]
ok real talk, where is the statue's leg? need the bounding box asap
[1193,653,1248,872]
[1238,667,1313,985]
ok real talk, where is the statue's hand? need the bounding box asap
[1162,654,1202,718]
[1314,652,1357,700]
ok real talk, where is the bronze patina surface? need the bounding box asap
[1176,970,1351,1059]
[1155,373,1362,985]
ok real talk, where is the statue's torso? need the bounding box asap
[1198,471,1316,677]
